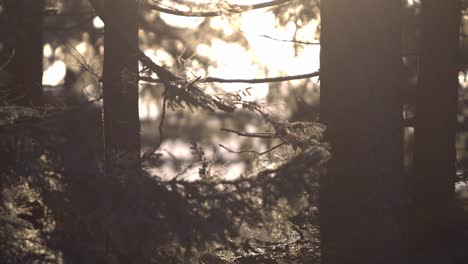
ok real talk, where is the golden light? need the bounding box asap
[156,1,320,105]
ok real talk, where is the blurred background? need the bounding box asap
[38,0,322,181]
[33,0,468,185]
[1,0,468,262]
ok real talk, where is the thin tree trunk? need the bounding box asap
[319,1,405,263]
[103,0,140,176]
[412,0,461,262]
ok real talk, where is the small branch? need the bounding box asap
[0,48,14,72]
[142,95,167,160]
[139,66,149,74]
[65,40,103,82]
[202,71,320,83]
[241,30,320,45]
[144,0,293,17]
[219,142,286,156]
[139,71,320,84]
[172,166,189,181]
[220,128,276,139]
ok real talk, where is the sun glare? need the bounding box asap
[44,0,320,118]
[92,16,104,29]
[406,0,420,7]
[160,13,205,29]
[157,2,320,103]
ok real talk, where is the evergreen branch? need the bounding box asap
[89,0,236,113]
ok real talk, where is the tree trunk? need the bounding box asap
[103,0,141,177]
[412,0,461,262]
[3,0,44,107]
[319,1,405,263]
[0,0,44,175]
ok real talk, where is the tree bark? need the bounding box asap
[0,0,44,175]
[412,0,461,262]
[3,0,44,107]
[319,1,405,263]
[103,0,141,176]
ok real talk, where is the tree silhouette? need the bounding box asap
[102,0,141,176]
[319,1,405,263]
[1,0,467,263]
[412,0,462,262]
[0,0,44,174]
[2,0,44,107]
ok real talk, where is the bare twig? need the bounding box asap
[139,71,320,84]
[202,71,320,83]
[65,40,103,82]
[139,66,149,74]
[240,30,320,45]
[219,142,286,156]
[220,128,276,139]
[0,48,14,72]
[173,166,190,180]
[144,0,293,17]
[142,95,167,160]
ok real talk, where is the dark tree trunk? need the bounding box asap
[412,0,461,262]
[3,0,44,107]
[103,0,141,176]
[0,0,44,175]
[319,1,405,263]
